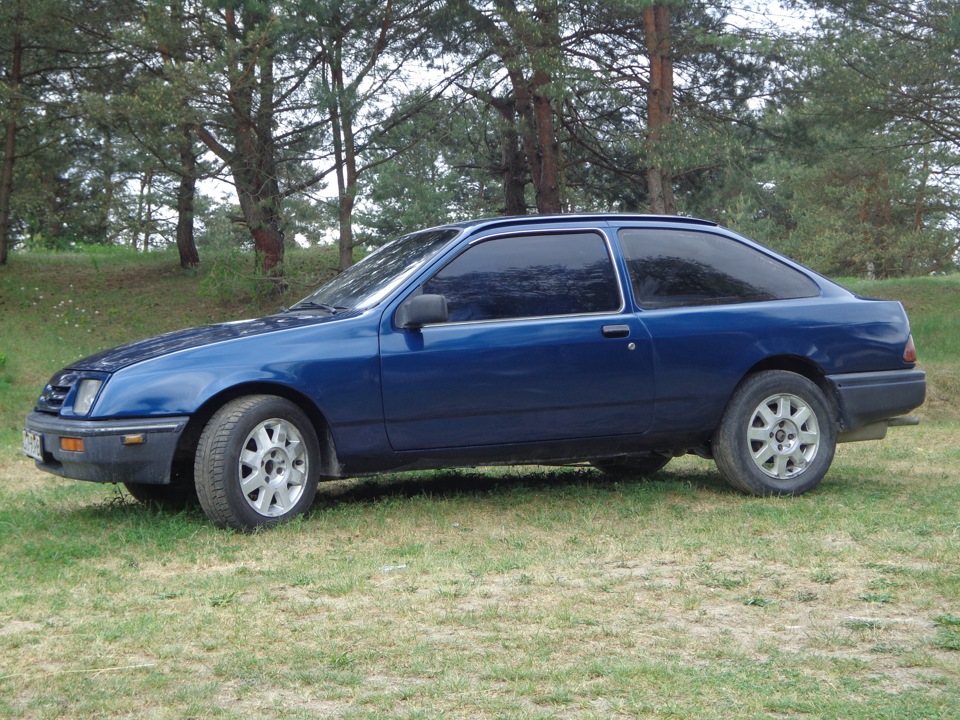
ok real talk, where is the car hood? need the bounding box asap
[69,312,358,373]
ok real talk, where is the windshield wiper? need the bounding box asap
[283,300,345,314]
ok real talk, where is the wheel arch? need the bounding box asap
[170,382,341,484]
[741,355,840,424]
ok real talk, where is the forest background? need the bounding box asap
[1,0,958,287]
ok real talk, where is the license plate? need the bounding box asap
[22,429,44,461]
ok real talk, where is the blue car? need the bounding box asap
[23,215,926,530]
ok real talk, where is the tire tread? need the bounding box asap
[713,370,836,497]
[195,395,318,530]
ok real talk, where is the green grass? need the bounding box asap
[0,253,958,718]
[1,445,958,718]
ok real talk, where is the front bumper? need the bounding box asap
[23,413,190,485]
[826,369,926,439]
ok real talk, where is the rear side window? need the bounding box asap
[423,232,621,322]
[619,228,819,309]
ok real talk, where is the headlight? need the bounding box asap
[73,379,103,416]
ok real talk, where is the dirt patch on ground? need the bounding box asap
[0,454,56,493]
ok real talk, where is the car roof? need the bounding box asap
[436,213,720,234]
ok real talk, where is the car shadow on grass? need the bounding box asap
[65,464,731,531]
[308,464,731,510]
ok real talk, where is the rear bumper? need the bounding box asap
[23,413,189,485]
[826,369,926,435]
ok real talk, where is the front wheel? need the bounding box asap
[713,371,836,496]
[195,395,320,531]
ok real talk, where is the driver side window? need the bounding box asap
[422,232,621,322]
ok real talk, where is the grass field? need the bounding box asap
[0,250,957,719]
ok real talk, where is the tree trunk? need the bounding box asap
[205,6,285,284]
[340,84,359,272]
[0,1,24,265]
[175,127,200,268]
[0,117,16,266]
[234,166,285,279]
[253,23,284,282]
[213,109,286,282]
[531,69,561,214]
[510,69,541,207]
[337,191,355,271]
[643,4,675,215]
[501,121,528,216]
[327,33,360,272]
[496,0,563,216]
[328,75,352,271]
[161,3,200,269]
[492,97,527,215]
[507,67,562,215]
[134,169,154,251]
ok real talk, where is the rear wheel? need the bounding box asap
[195,395,320,531]
[713,370,835,496]
[591,455,671,478]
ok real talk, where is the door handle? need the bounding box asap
[602,324,630,338]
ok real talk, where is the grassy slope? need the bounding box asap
[0,252,957,719]
[0,247,340,449]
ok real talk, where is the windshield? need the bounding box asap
[294,228,461,311]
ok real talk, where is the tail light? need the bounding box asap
[903,334,917,364]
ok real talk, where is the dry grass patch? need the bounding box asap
[1,426,958,718]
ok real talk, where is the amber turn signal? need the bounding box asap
[60,437,84,453]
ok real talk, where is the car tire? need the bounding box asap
[713,370,836,496]
[195,395,320,531]
[591,455,671,478]
[122,480,198,509]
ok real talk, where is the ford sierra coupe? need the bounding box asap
[23,214,926,530]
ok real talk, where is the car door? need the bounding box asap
[379,230,655,451]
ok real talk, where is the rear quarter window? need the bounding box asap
[619,228,820,309]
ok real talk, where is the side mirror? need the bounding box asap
[396,294,448,329]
